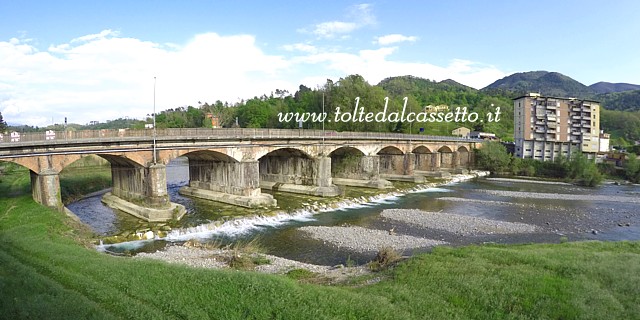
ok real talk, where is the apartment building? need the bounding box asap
[513,93,600,161]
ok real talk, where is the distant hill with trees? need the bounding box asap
[481,71,594,98]
[589,82,640,94]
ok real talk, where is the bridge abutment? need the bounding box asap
[30,169,63,211]
[179,159,276,208]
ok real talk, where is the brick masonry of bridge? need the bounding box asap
[0,129,481,222]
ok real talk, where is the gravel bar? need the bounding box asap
[486,178,572,185]
[438,197,535,207]
[135,245,370,279]
[483,190,640,203]
[381,209,538,235]
[298,226,446,252]
[135,246,228,269]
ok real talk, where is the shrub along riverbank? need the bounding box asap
[475,141,608,186]
[1,164,640,319]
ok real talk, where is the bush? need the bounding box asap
[286,268,316,280]
[475,141,511,173]
[626,154,640,183]
[368,247,402,272]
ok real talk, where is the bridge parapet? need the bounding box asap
[0,128,482,146]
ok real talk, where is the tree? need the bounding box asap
[567,153,602,187]
[625,154,640,183]
[475,141,511,173]
[0,112,7,133]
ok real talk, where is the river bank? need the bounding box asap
[2,168,640,319]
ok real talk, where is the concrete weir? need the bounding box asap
[102,193,186,222]
[332,177,393,189]
[259,181,341,197]
[179,186,276,208]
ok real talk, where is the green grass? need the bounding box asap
[1,166,640,319]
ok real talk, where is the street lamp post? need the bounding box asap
[322,92,325,147]
[153,76,157,164]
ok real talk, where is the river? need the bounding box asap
[67,157,640,266]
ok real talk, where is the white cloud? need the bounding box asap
[70,29,119,43]
[306,3,376,39]
[0,32,293,126]
[0,30,506,127]
[375,34,418,46]
[312,21,358,38]
[293,48,505,90]
[282,43,317,53]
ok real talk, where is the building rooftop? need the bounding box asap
[512,94,600,103]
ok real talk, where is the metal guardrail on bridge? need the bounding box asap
[0,128,482,146]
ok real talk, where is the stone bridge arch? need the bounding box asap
[378,146,411,175]
[330,146,365,180]
[159,148,242,164]
[257,147,339,196]
[438,146,456,169]
[413,145,437,171]
[329,146,392,189]
[177,149,276,208]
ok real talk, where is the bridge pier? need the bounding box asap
[179,159,276,208]
[414,152,436,171]
[331,155,393,189]
[439,150,456,170]
[30,169,63,211]
[380,153,424,183]
[102,162,186,222]
[259,154,340,197]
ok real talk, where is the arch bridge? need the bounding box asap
[0,128,482,221]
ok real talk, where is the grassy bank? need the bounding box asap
[1,169,640,319]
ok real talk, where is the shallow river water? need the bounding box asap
[68,158,640,266]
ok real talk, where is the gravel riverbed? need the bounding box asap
[135,245,370,280]
[438,197,535,207]
[380,209,538,235]
[298,225,446,252]
[483,190,640,203]
[485,178,572,185]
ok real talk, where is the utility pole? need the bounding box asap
[322,92,325,147]
[153,76,157,164]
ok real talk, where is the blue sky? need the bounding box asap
[1,0,639,125]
